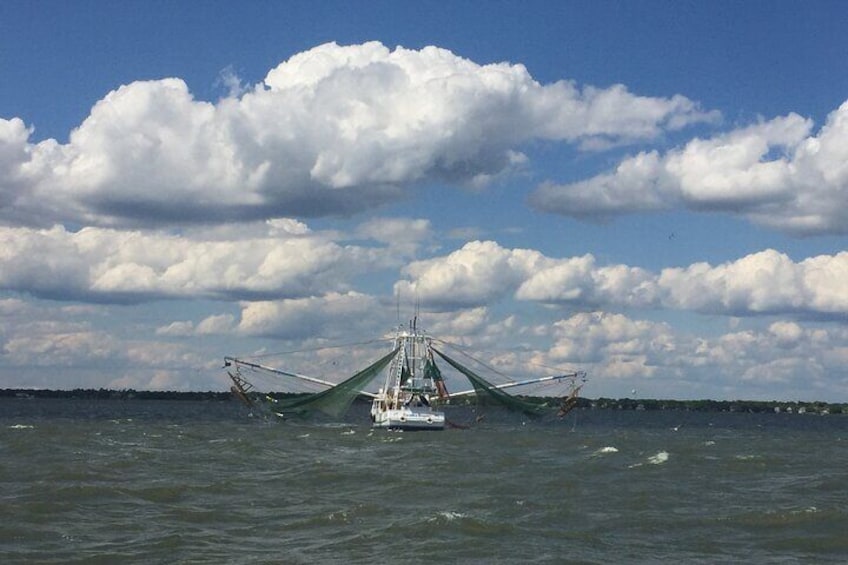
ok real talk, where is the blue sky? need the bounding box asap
[2,1,848,401]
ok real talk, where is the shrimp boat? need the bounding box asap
[224,318,585,431]
[369,319,447,430]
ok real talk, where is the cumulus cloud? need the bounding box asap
[658,249,848,316]
[0,298,226,389]
[155,314,235,338]
[395,240,848,319]
[0,222,394,303]
[400,307,848,399]
[3,328,119,367]
[0,42,716,228]
[425,306,492,337]
[516,256,658,307]
[355,217,433,256]
[394,240,549,308]
[196,313,237,334]
[0,297,29,316]
[530,101,848,235]
[236,291,380,339]
[547,311,671,372]
[1,312,201,373]
[541,311,848,399]
[155,320,196,337]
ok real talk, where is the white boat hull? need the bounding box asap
[371,406,445,430]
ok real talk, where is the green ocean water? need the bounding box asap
[2,398,847,563]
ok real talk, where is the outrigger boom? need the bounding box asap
[224,356,378,398]
[447,372,587,398]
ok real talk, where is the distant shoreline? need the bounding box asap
[2,389,845,414]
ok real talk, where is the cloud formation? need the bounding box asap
[530,101,848,235]
[0,42,716,228]
[4,225,847,324]
[396,240,848,319]
[541,311,848,399]
[0,299,211,390]
[236,291,380,339]
[2,39,844,400]
[0,222,389,303]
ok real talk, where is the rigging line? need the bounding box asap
[431,338,515,383]
[432,337,583,377]
[434,339,583,392]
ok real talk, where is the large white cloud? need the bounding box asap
[10,227,842,320]
[394,240,550,308]
[541,311,848,400]
[547,312,671,372]
[530,101,848,234]
[0,222,390,302]
[659,249,848,316]
[395,240,848,319]
[516,256,658,308]
[236,291,381,339]
[0,42,716,228]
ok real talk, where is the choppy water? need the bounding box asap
[2,398,847,564]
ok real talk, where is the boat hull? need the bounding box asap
[371,407,445,431]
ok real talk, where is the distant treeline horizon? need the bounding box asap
[2,388,845,414]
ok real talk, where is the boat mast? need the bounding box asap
[385,324,406,409]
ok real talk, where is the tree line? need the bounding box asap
[3,388,845,414]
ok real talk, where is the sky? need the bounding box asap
[2,0,848,401]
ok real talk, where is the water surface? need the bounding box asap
[2,398,847,563]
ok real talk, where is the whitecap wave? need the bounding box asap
[648,451,669,465]
[429,510,467,523]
